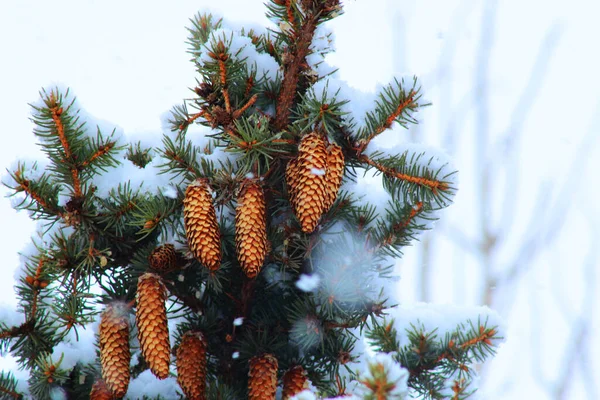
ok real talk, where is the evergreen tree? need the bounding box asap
[0,1,500,399]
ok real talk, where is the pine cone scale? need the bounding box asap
[248,353,278,400]
[176,331,208,400]
[136,273,171,379]
[287,133,329,233]
[235,180,268,278]
[184,179,222,271]
[99,303,131,398]
[282,365,309,400]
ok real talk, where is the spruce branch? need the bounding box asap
[354,77,424,154]
[294,84,350,135]
[29,356,69,400]
[0,372,23,400]
[359,151,456,207]
[187,12,223,59]
[7,164,63,220]
[272,0,331,130]
[125,141,153,168]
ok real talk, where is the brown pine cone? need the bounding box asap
[176,331,208,400]
[323,142,345,211]
[183,178,221,271]
[235,180,268,278]
[285,156,300,204]
[148,243,179,273]
[288,133,329,233]
[99,303,131,398]
[248,353,278,400]
[282,365,309,399]
[136,273,170,379]
[90,378,114,400]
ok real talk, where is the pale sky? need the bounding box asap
[1,0,599,398]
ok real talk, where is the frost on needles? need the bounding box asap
[0,1,502,399]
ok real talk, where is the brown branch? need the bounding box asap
[16,176,60,215]
[357,90,416,155]
[273,10,319,130]
[0,384,22,399]
[50,106,71,159]
[232,94,259,120]
[285,0,296,27]
[359,155,449,193]
[244,76,255,99]
[219,59,232,113]
[0,321,34,340]
[80,142,115,168]
[50,105,82,197]
[178,111,204,131]
[460,326,496,349]
[164,149,198,174]
[200,109,241,141]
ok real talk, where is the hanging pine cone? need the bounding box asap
[282,365,309,399]
[235,180,268,278]
[176,331,208,400]
[99,303,130,398]
[323,142,345,211]
[183,178,221,271]
[287,132,329,233]
[148,243,180,273]
[285,156,300,204]
[248,353,278,400]
[136,273,170,379]
[90,378,114,400]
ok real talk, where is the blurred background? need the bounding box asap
[1,0,598,398]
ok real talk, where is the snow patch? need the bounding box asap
[125,370,179,399]
[50,318,99,370]
[310,167,326,176]
[295,274,321,292]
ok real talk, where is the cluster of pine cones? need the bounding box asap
[93,133,344,399]
[94,291,310,399]
[94,293,309,400]
[183,131,344,276]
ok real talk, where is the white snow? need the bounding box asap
[310,167,326,176]
[50,319,99,370]
[233,317,244,326]
[49,387,68,400]
[232,351,240,359]
[160,185,179,199]
[125,369,180,399]
[295,274,321,292]
[290,391,317,400]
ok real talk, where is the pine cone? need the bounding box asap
[136,273,170,379]
[90,379,114,400]
[248,353,278,400]
[176,331,208,400]
[287,133,329,233]
[285,156,300,204]
[183,178,221,271]
[324,142,345,211]
[148,243,179,273]
[99,303,131,398]
[282,365,309,399]
[235,180,268,278]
